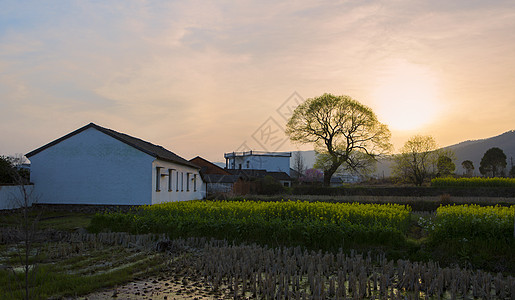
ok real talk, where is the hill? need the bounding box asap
[445,130,515,176]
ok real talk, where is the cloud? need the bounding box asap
[0,0,514,159]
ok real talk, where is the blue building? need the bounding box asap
[224,150,291,176]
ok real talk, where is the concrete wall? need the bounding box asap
[29,128,154,205]
[151,159,206,204]
[0,185,35,210]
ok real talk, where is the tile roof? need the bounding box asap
[203,174,241,184]
[267,171,292,181]
[189,156,231,175]
[26,123,199,169]
[227,169,269,179]
[226,169,292,181]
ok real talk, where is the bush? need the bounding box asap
[424,204,515,272]
[259,175,286,195]
[428,204,515,242]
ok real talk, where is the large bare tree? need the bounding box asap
[286,93,391,186]
[392,135,440,186]
[292,151,306,180]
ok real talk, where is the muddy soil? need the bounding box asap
[75,275,233,300]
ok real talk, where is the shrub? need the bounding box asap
[428,204,515,242]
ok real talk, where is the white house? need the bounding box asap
[26,123,205,205]
[224,150,291,175]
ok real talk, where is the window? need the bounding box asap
[193,174,197,192]
[155,167,162,192]
[246,161,250,168]
[168,169,174,191]
[181,172,184,192]
[176,171,179,192]
[186,173,190,191]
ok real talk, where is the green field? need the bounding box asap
[88,200,412,250]
[431,177,515,187]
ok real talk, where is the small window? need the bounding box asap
[181,172,184,192]
[176,171,179,192]
[186,173,190,191]
[168,169,174,191]
[155,167,162,192]
[238,164,242,169]
[246,161,250,168]
[193,174,197,192]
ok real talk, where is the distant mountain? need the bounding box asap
[445,130,515,176]
[290,130,515,177]
[213,162,226,169]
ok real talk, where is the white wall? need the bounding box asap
[151,159,205,204]
[0,185,35,210]
[29,128,154,205]
[231,155,291,175]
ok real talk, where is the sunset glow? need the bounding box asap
[372,61,441,131]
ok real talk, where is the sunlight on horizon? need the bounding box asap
[372,60,442,132]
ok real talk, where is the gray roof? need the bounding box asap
[204,174,241,184]
[26,123,199,169]
[227,169,269,179]
[227,169,291,181]
[267,171,292,181]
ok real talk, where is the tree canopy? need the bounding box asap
[286,93,391,185]
[392,135,442,186]
[437,155,455,177]
[0,155,15,184]
[0,155,30,184]
[461,160,474,177]
[479,147,507,177]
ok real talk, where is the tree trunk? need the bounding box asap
[323,164,339,186]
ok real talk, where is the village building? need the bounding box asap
[189,156,242,195]
[224,150,291,175]
[226,169,292,189]
[26,123,205,205]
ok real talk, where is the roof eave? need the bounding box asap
[155,156,200,169]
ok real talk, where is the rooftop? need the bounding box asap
[26,123,199,169]
[224,150,291,159]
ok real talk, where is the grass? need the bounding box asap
[0,209,93,231]
[0,253,167,299]
[0,209,171,299]
[0,238,169,299]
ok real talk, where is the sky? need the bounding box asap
[1,0,514,163]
